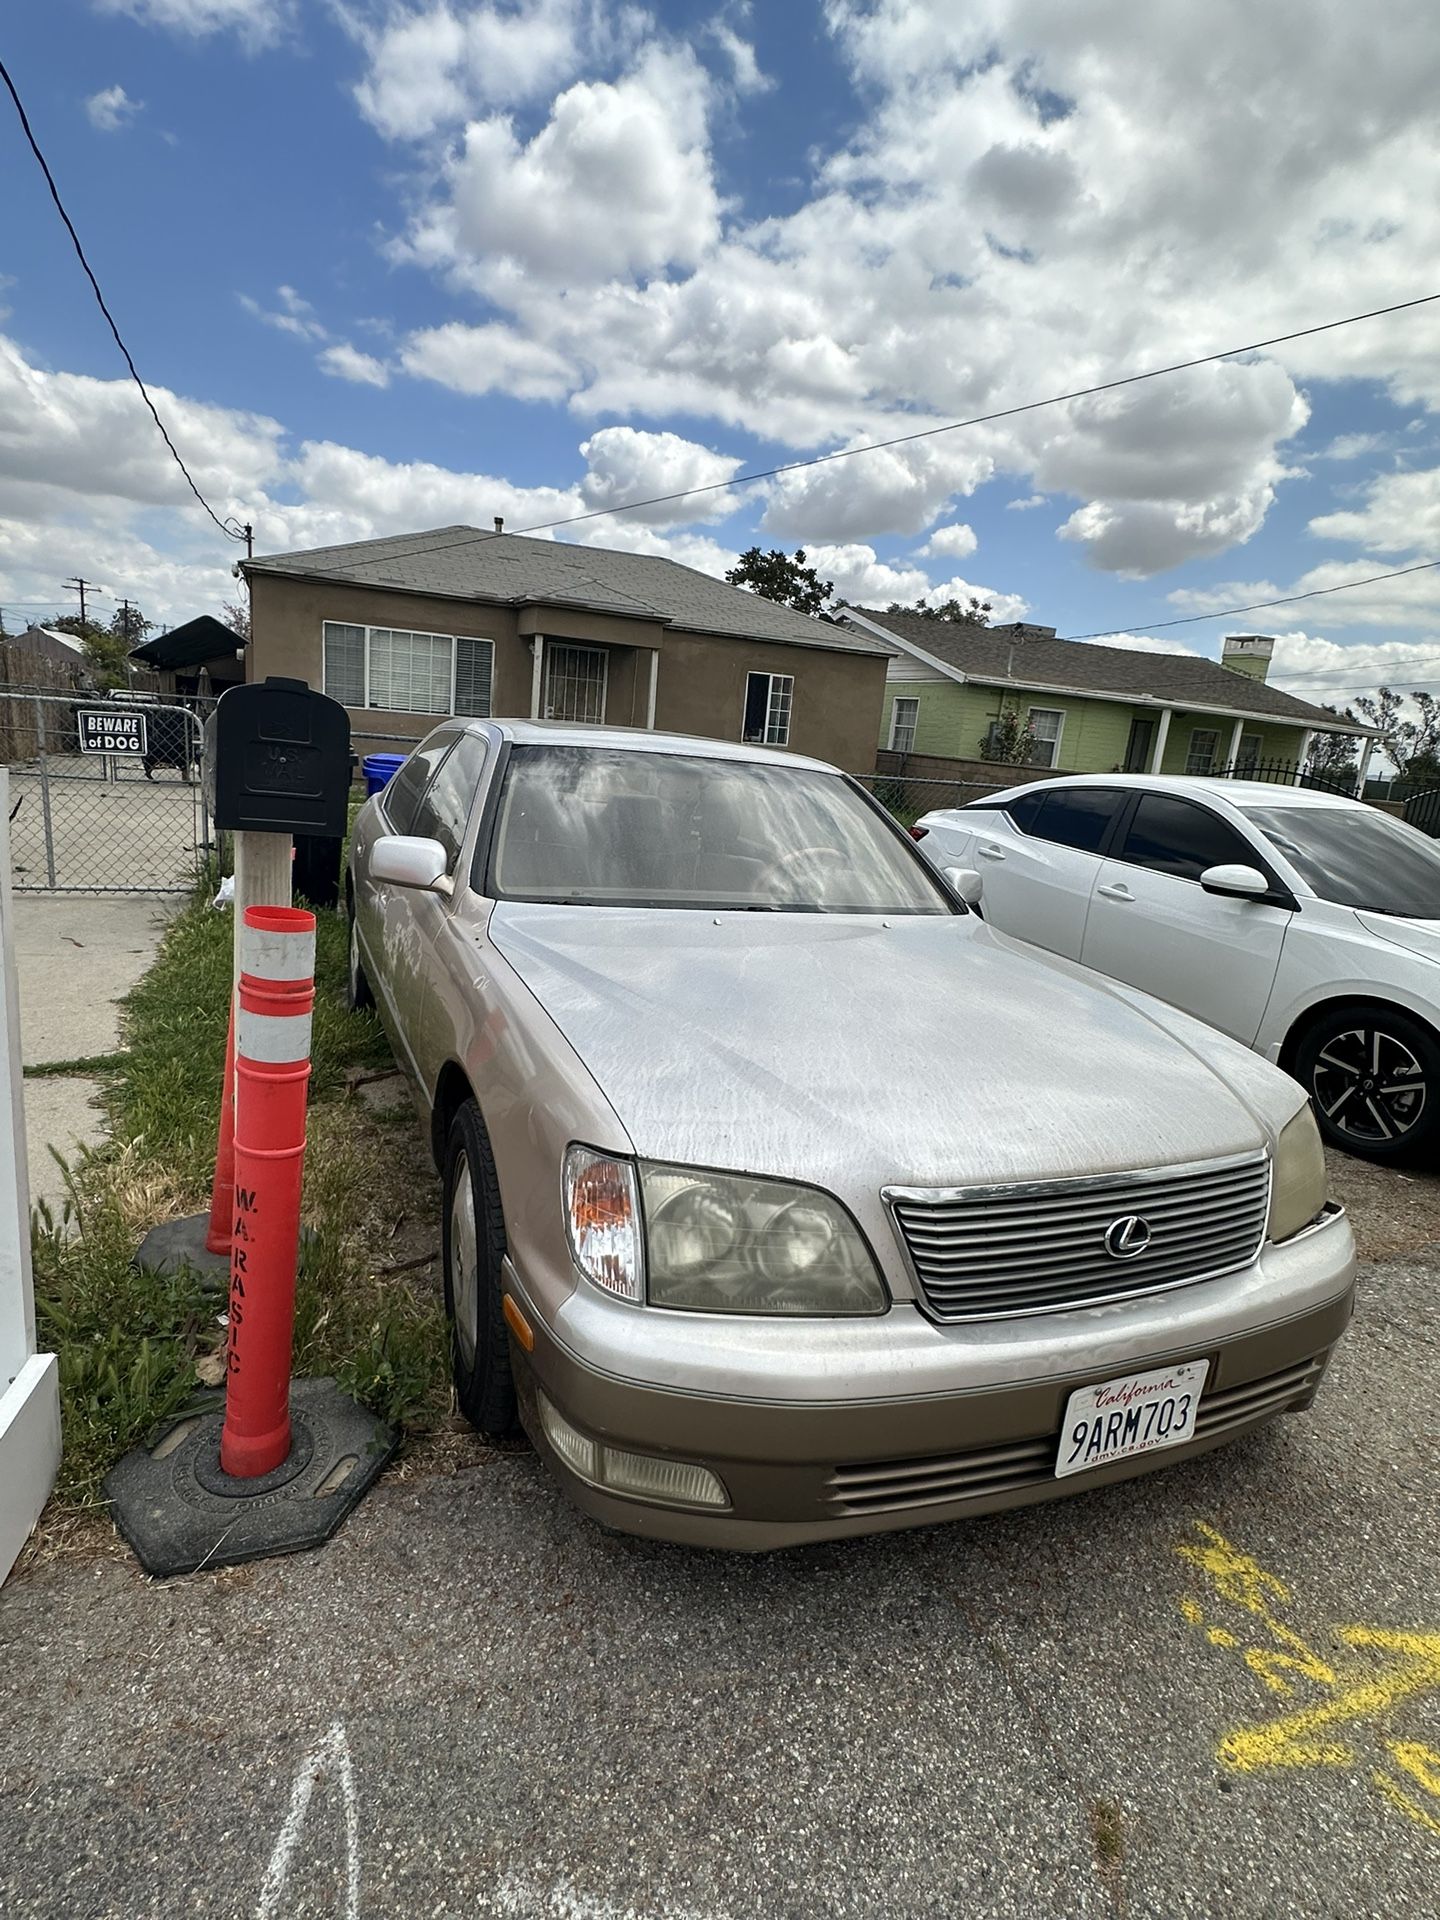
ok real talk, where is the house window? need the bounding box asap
[1237,732,1264,771]
[1027,707,1064,769]
[1185,728,1221,774]
[321,620,493,718]
[743,671,794,746]
[889,696,919,754]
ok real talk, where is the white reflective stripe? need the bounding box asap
[241,924,316,982]
[238,1007,313,1064]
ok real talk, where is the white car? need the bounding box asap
[914,774,1440,1161]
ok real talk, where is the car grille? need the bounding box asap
[826,1355,1326,1516]
[886,1153,1271,1322]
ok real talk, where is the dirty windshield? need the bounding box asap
[486,746,951,914]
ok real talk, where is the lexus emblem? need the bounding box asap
[1104,1214,1152,1259]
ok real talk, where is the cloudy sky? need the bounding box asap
[5,0,1440,711]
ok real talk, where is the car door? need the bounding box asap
[970,785,1128,958]
[1081,790,1294,1044]
[398,730,495,1090]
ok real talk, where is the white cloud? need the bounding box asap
[763,440,993,542]
[96,0,292,49]
[578,426,742,524]
[400,321,576,402]
[405,45,720,288]
[1308,465,1440,555]
[349,0,603,141]
[85,85,142,132]
[708,21,772,95]
[239,290,328,342]
[806,541,1028,621]
[1006,494,1046,510]
[920,521,977,559]
[317,343,391,388]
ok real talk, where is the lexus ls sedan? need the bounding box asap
[347,722,1355,1549]
[914,774,1440,1162]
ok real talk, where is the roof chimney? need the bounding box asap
[493,516,505,534]
[1221,634,1275,684]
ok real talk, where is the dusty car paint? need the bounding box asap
[349,720,1357,1548]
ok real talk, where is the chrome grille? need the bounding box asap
[826,1354,1325,1516]
[887,1153,1271,1322]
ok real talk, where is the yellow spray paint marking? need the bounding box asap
[1176,1522,1440,1839]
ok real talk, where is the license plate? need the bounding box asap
[1055,1359,1210,1479]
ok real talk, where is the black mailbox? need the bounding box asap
[205,677,351,836]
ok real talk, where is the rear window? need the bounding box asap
[1001,788,1046,831]
[1030,787,1126,853]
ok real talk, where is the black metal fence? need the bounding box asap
[1403,788,1440,838]
[1213,756,1357,795]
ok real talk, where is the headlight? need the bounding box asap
[641,1164,888,1315]
[1268,1105,1327,1243]
[564,1146,644,1302]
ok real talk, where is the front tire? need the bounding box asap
[1295,1004,1440,1161]
[441,1101,520,1436]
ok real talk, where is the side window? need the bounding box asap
[1002,788,1047,832]
[410,733,490,873]
[383,737,455,836]
[1030,787,1126,853]
[1116,793,1253,881]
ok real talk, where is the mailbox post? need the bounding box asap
[111,681,395,1576]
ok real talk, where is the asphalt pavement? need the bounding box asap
[1,1245,1436,1920]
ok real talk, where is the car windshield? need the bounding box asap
[487,745,952,914]
[1241,803,1440,916]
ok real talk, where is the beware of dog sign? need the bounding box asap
[77,709,147,757]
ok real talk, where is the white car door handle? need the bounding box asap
[1097,882,1134,901]
[977,844,1006,861]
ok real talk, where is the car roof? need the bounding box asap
[459,717,839,775]
[972,772,1366,812]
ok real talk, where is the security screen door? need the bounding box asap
[544,644,608,723]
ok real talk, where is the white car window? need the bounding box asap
[1115,793,1256,881]
[1242,804,1440,916]
[1028,787,1127,854]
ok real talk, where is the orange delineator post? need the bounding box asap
[219,905,317,1480]
[203,997,236,1256]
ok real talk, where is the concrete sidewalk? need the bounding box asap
[11,895,176,1214]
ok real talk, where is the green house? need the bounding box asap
[840,609,1375,787]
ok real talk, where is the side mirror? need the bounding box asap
[371,835,452,894]
[1199,862,1271,901]
[944,866,984,907]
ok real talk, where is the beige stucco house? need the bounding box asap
[241,527,891,773]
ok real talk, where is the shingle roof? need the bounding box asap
[245,527,892,657]
[848,608,1363,729]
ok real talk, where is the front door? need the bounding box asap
[544,643,607,723]
[1124,715,1157,772]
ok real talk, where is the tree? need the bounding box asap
[979,702,1037,765]
[82,629,134,690]
[886,595,992,626]
[109,603,154,647]
[222,596,251,643]
[724,546,833,615]
[1306,707,1361,779]
[1352,686,1440,790]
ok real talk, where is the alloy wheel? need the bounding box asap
[1311,1025,1427,1145]
[449,1173,480,1371]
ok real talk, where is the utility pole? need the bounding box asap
[64,576,90,631]
[243,523,253,560]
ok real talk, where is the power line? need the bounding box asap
[0,56,247,546]
[295,290,1440,580]
[1056,558,1440,643]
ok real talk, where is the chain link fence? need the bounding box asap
[2,688,212,893]
[859,771,1015,826]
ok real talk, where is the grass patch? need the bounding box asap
[32,885,450,1507]
[24,1053,129,1079]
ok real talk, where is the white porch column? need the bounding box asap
[1354,734,1376,797]
[1227,715,1246,772]
[645,649,659,730]
[1149,707,1173,774]
[0,770,61,1583]
[1297,730,1313,771]
[529,636,544,719]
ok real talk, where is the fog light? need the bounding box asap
[536,1395,729,1511]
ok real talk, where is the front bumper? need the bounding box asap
[507,1206,1357,1550]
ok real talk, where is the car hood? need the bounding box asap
[1354,910,1440,962]
[489,906,1285,1189]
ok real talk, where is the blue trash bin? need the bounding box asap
[362,752,407,798]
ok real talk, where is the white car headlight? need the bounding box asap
[564,1146,644,1303]
[1268,1105,1328,1243]
[641,1164,888,1315]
